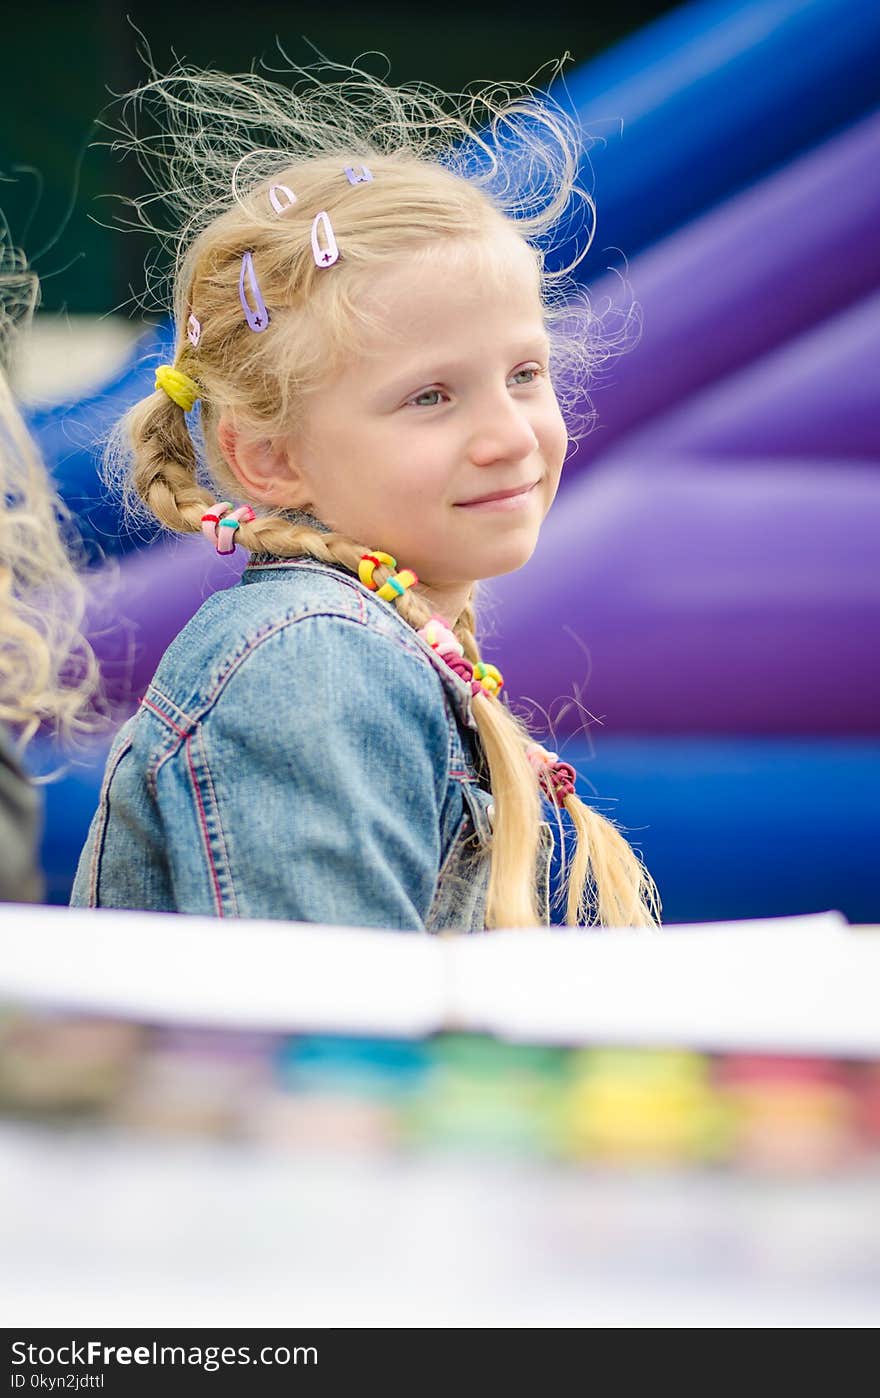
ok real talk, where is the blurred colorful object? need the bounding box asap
[2,1009,879,1178]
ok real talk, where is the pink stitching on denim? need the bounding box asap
[185,733,225,916]
[198,607,427,716]
[141,695,187,736]
[248,557,472,724]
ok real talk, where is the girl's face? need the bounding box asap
[283,232,568,622]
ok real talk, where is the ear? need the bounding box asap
[216,415,313,508]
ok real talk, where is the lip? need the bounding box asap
[454,480,540,510]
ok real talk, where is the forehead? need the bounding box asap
[355,233,546,359]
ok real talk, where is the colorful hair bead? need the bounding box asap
[155,364,201,412]
[471,661,504,697]
[200,500,234,543]
[201,502,255,554]
[440,651,474,684]
[539,761,577,805]
[358,551,397,591]
[417,616,464,656]
[377,568,418,602]
[525,743,560,772]
[525,744,576,804]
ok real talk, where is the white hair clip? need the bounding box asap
[344,165,373,185]
[311,211,340,268]
[268,184,298,214]
[186,313,202,348]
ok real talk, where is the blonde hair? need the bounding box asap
[0,241,102,747]
[106,55,660,928]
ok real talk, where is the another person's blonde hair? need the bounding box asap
[0,240,101,746]
[107,56,660,929]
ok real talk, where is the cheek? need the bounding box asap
[540,405,568,477]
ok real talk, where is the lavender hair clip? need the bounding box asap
[268,183,298,214]
[311,211,340,269]
[239,251,270,332]
[344,165,373,185]
[186,313,202,348]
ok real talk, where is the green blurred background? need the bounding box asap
[1,1,676,314]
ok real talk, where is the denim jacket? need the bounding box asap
[71,533,552,933]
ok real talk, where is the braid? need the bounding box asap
[453,598,481,665]
[127,391,213,532]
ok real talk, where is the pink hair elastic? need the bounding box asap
[526,743,577,806]
[268,183,297,213]
[417,616,463,656]
[239,251,270,332]
[200,501,256,554]
[311,211,339,268]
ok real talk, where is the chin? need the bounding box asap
[474,535,539,582]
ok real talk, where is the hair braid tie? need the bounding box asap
[526,743,577,805]
[154,364,201,412]
[358,551,418,601]
[415,614,504,697]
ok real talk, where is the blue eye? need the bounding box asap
[409,389,445,408]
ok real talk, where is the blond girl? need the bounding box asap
[72,60,660,930]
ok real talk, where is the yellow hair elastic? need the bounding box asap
[358,551,397,590]
[377,568,418,602]
[155,364,201,413]
[358,551,419,603]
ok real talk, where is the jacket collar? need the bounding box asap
[243,510,479,732]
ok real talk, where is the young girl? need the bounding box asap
[0,240,101,902]
[72,60,660,931]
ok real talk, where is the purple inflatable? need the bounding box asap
[620,292,879,464]
[481,455,880,735]
[562,110,880,479]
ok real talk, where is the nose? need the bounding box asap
[466,394,540,467]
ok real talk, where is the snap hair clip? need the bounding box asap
[239,251,270,332]
[186,313,202,348]
[311,211,339,268]
[344,165,373,185]
[268,183,298,214]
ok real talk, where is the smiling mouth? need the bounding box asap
[455,480,540,507]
